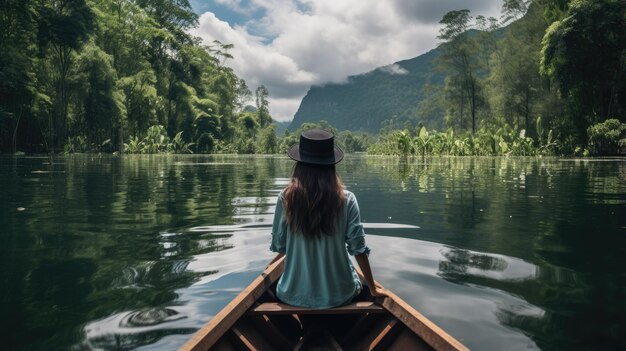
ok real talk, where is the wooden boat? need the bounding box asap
[179,256,469,351]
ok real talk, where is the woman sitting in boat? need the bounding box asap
[267,128,388,309]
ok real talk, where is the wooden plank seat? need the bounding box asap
[248,301,386,315]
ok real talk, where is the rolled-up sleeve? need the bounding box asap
[270,194,287,253]
[345,193,370,256]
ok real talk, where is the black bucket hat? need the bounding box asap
[288,129,344,165]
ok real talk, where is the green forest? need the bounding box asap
[0,0,276,154]
[394,0,626,157]
[1,0,625,156]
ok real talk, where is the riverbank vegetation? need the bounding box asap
[370,0,626,156]
[366,119,626,157]
[1,0,624,156]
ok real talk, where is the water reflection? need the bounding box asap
[439,247,537,282]
[1,155,625,351]
[355,156,626,351]
[367,235,543,350]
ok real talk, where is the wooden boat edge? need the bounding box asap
[378,283,469,351]
[178,257,286,351]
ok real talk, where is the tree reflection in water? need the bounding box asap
[0,155,285,351]
[360,156,626,350]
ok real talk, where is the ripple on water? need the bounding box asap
[79,307,194,350]
[122,308,184,327]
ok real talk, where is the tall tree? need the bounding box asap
[234,78,251,112]
[133,0,198,135]
[540,0,626,140]
[72,42,126,149]
[0,0,41,152]
[255,85,271,128]
[37,0,94,149]
[437,10,484,135]
[205,40,238,142]
[488,1,551,135]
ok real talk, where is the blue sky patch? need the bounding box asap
[190,0,264,27]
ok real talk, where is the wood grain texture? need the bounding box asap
[248,301,385,315]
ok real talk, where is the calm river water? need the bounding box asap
[1,155,625,350]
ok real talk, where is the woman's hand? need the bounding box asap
[370,284,389,298]
[355,254,389,298]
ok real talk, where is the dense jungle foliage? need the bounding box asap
[0,0,278,154]
[425,0,626,155]
[1,0,625,156]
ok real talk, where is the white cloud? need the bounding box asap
[267,97,303,124]
[379,64,409,75]
[191,12,318,95]
[189,0,502,121]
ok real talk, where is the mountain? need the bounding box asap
[289,47,445,133]
[273,121,290,135]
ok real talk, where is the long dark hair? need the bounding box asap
[283,162,346,239]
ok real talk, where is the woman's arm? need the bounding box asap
[355,253,388,297]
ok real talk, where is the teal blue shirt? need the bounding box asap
[270,190,370,309]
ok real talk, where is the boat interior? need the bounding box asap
[210,283,435,351]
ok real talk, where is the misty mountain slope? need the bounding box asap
[290,47,445,132]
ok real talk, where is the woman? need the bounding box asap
[267,129,387,309]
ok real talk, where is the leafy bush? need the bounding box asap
[339,132,368,152]
[414,126,433,157]
[278,133,298,154]
[257,125,278,154]
[233,138,256,154]
[196,133,215,153]
[586,119,626,156]
[64,136,113,153]
[367,124,548,156]
[64,136,89,153]
[142,125,169,153]
[168,132,194,154]
[366,131,413,155]
[123,125,193,154]
[124,136,144,154]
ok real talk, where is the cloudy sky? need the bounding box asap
[189,0,502,121]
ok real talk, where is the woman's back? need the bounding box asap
[267,128,387,309]
[271,190,368,308]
